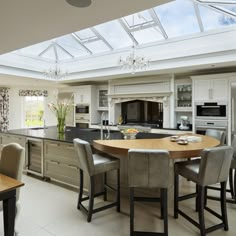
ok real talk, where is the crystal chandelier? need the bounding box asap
[44,63,68,81]
[119,15,150,74]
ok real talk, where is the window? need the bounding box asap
[24,96,44,127]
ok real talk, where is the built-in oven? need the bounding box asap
[75,113,90,128]
[76,105,89,114]
[195,102,227,120]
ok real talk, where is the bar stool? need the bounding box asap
[174,146,233,236]
[73,138,120,222]
[229,134,236,202]
[205,129,226,145]
[128,149,171,236]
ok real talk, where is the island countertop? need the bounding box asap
[2,126,171,143]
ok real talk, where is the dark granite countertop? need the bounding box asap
[3,126,172,144]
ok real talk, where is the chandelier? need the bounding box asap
[44,63,68,81]
[119,15,150,74]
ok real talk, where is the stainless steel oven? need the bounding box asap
[76,105,89,114]
[195,102,227,120]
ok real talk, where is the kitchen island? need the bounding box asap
[0,127,171,190]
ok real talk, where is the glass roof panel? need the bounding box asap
[198,5,236,31]
[214,5,236,14]
[57,43,89,58]
[84,40,111,53]
[123,10,154,29]
[41,47,56,61]
[17,40,52,56]
[95,20,133,49]
[75,28,97,41]
[133,27,164,44]
[154,0,200,38]
[56,46,73,60]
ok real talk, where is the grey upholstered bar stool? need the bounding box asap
[73,138,120,222]
[174,146,233,236]
[205,129,226,145]
[128,149,171,236]
[228,134,236,202]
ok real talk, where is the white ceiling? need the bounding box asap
[0,0,169,55]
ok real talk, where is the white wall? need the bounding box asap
[8,87,57,130]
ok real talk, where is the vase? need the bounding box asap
[57,117,65,133]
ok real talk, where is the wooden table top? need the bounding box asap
[93,134,220,159]
[0,174,24,193]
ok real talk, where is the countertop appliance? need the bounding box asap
[195,102,227,120]
[179,116,190,130]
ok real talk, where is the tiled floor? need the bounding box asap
[1,175,236,236]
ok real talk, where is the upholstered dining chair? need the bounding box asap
[128,149,171,236]
[0,143,25,233]
[73,138,120,222]
[174,146,233,236]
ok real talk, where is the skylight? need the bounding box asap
[9,0,236,63]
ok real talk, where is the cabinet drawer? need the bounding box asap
[1,134,26,147]
[44,141,78,166]
[44,160,80,187]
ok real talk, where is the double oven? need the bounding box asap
[195,102,228,140]
[75,104,90,128]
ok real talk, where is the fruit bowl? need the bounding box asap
[121,128,139,139]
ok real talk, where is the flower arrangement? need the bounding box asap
[48,98,74,133]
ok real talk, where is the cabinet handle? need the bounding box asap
[66,146,74,150]
[49,143,60,147]
[68,165,78,169]
[49,160,60,165]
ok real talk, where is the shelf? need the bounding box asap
[175,107,192,112]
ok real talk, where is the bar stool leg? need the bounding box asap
[229,169,234,199]
[130,187,134,236]
[87,176,95,222]
[104,172,107,201]
[195,184,199,212]
[174,173,179,219]
[234,170,236,201]
[220,182,229,231]
[161,188,168,236]
[77,169,84,210]
[198,185,206,236]
[116,169,120,212]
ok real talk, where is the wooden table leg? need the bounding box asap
[2,190,16,236]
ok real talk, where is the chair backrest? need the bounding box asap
[198,146,233,186]
[0,143,25,201]
[231,134,236,159]
[73,138,94,176]
[205,129,226,145]
[128,149,171,188]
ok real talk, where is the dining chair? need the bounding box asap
[229,134,236,202]
[0,143,25,233]
[174,146,233,236]
[73,138,120,222]
[128,149,171,236]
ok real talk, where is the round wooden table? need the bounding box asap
[93,134,220,159]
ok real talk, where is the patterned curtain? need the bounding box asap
[0,88,9,132]
[19,90,48,97]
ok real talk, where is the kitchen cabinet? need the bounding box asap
[97,88,108,110]
[175,83,192,112]
[194,79,228,102]
[74,86,91,104]
[44,140,81,187]
[1,133,26,148]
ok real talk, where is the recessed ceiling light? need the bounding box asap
[66,0,92,8]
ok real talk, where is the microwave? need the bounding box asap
[76,105,89,114]
[195,102,227,119]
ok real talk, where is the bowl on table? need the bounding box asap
[121,128,139,139]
